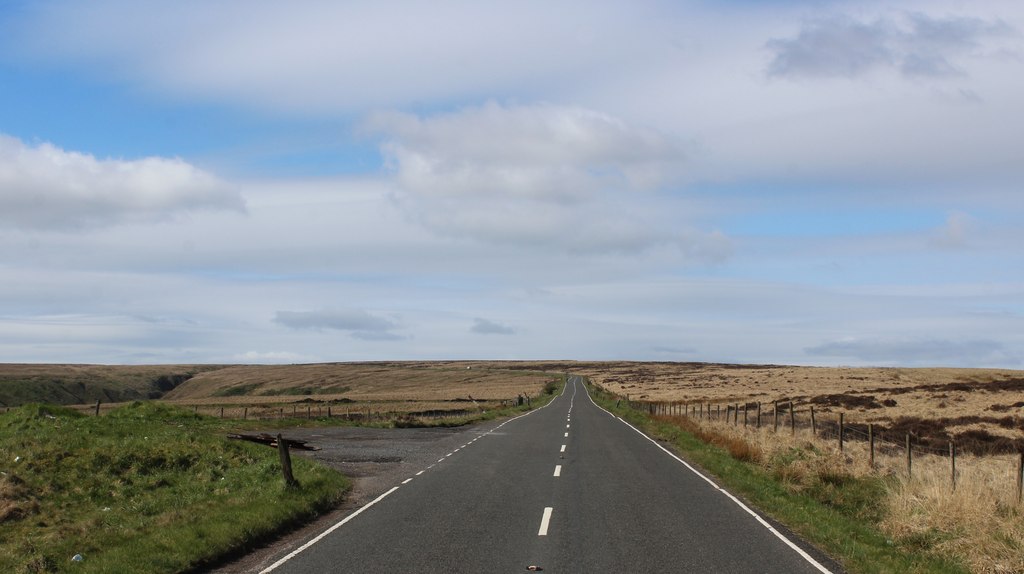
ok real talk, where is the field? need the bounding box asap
[164,361,557,402]
[570,362,1024,453]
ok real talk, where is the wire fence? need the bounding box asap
[620,397,1024,502]
[47,398,528,423]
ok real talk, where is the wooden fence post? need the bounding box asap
[789,403,795,435]
[810,406,816,437]
[717,404,721,420]
[743,406,748,427]
[220,407,224,418]
[838,412,845,452]
[773,401,779,432]
[94,400,101,416]
[868,424,875,468]
[1016,450,1023,504]
[950,441,956,491]
[243,407,248,420]
[756,402,761,428]
[277,434,298,488]
[906,434,913,478]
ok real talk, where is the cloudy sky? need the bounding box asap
[1,0,1022,367]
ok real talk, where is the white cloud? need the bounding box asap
[930,211,976,250]
[766,12,1015,80]
[805,337,1019,366]
[273,309,405,341]
[230,350,312,364]
[0,135,243,230]
[9,0,660,114]
[471,318,515,335]
[366,102,685,200]
[367,102,729,258]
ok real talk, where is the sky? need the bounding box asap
[0,0,1022,367]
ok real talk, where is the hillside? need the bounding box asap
[164,361,560,402]
[0,364,227,407]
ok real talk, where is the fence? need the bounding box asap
[621,397,1024,502]
[41,398,529,424]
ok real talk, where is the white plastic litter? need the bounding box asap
[71,554,83,562]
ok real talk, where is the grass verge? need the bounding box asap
[587,384,969,574]
[0,402,349,573]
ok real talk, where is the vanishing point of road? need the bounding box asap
[260,376,841,573]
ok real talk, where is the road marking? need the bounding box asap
[416,470,424,476]
[564,432,569,437]
[437,458,445,463]
[566,424,570,428]
[600,406,835,574]
[553,465,562,477]
[260,486,401,573]
[560,444,566,453]
[538,507,554,536]
[402,478,413,484]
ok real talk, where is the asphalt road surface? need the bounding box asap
[261,376,841,573]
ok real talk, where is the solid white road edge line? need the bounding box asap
[538,507,554,536]
[259,486,401,573]
[578,376,834,574]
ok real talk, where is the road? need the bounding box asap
[261,376,841,573]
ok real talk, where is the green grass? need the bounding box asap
[0,365,226,407]
[0,402,349,573]
[588,384,968,574]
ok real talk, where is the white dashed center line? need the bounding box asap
[553,465,562,477]
[564,432,569,437]
[538,507,554,536]
[416,470,424,476]
[560,444,566,453]
[402,478,413,484]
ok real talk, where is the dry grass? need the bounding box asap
[881,453,1024,574]
[578,362,1024,452]
[164,361,557,402]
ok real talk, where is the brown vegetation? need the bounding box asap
[573,362,1024,453]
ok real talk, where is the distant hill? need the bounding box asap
[164,361,560,402]
[0,364,228,407]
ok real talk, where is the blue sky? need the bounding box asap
[0,0,1022,367]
